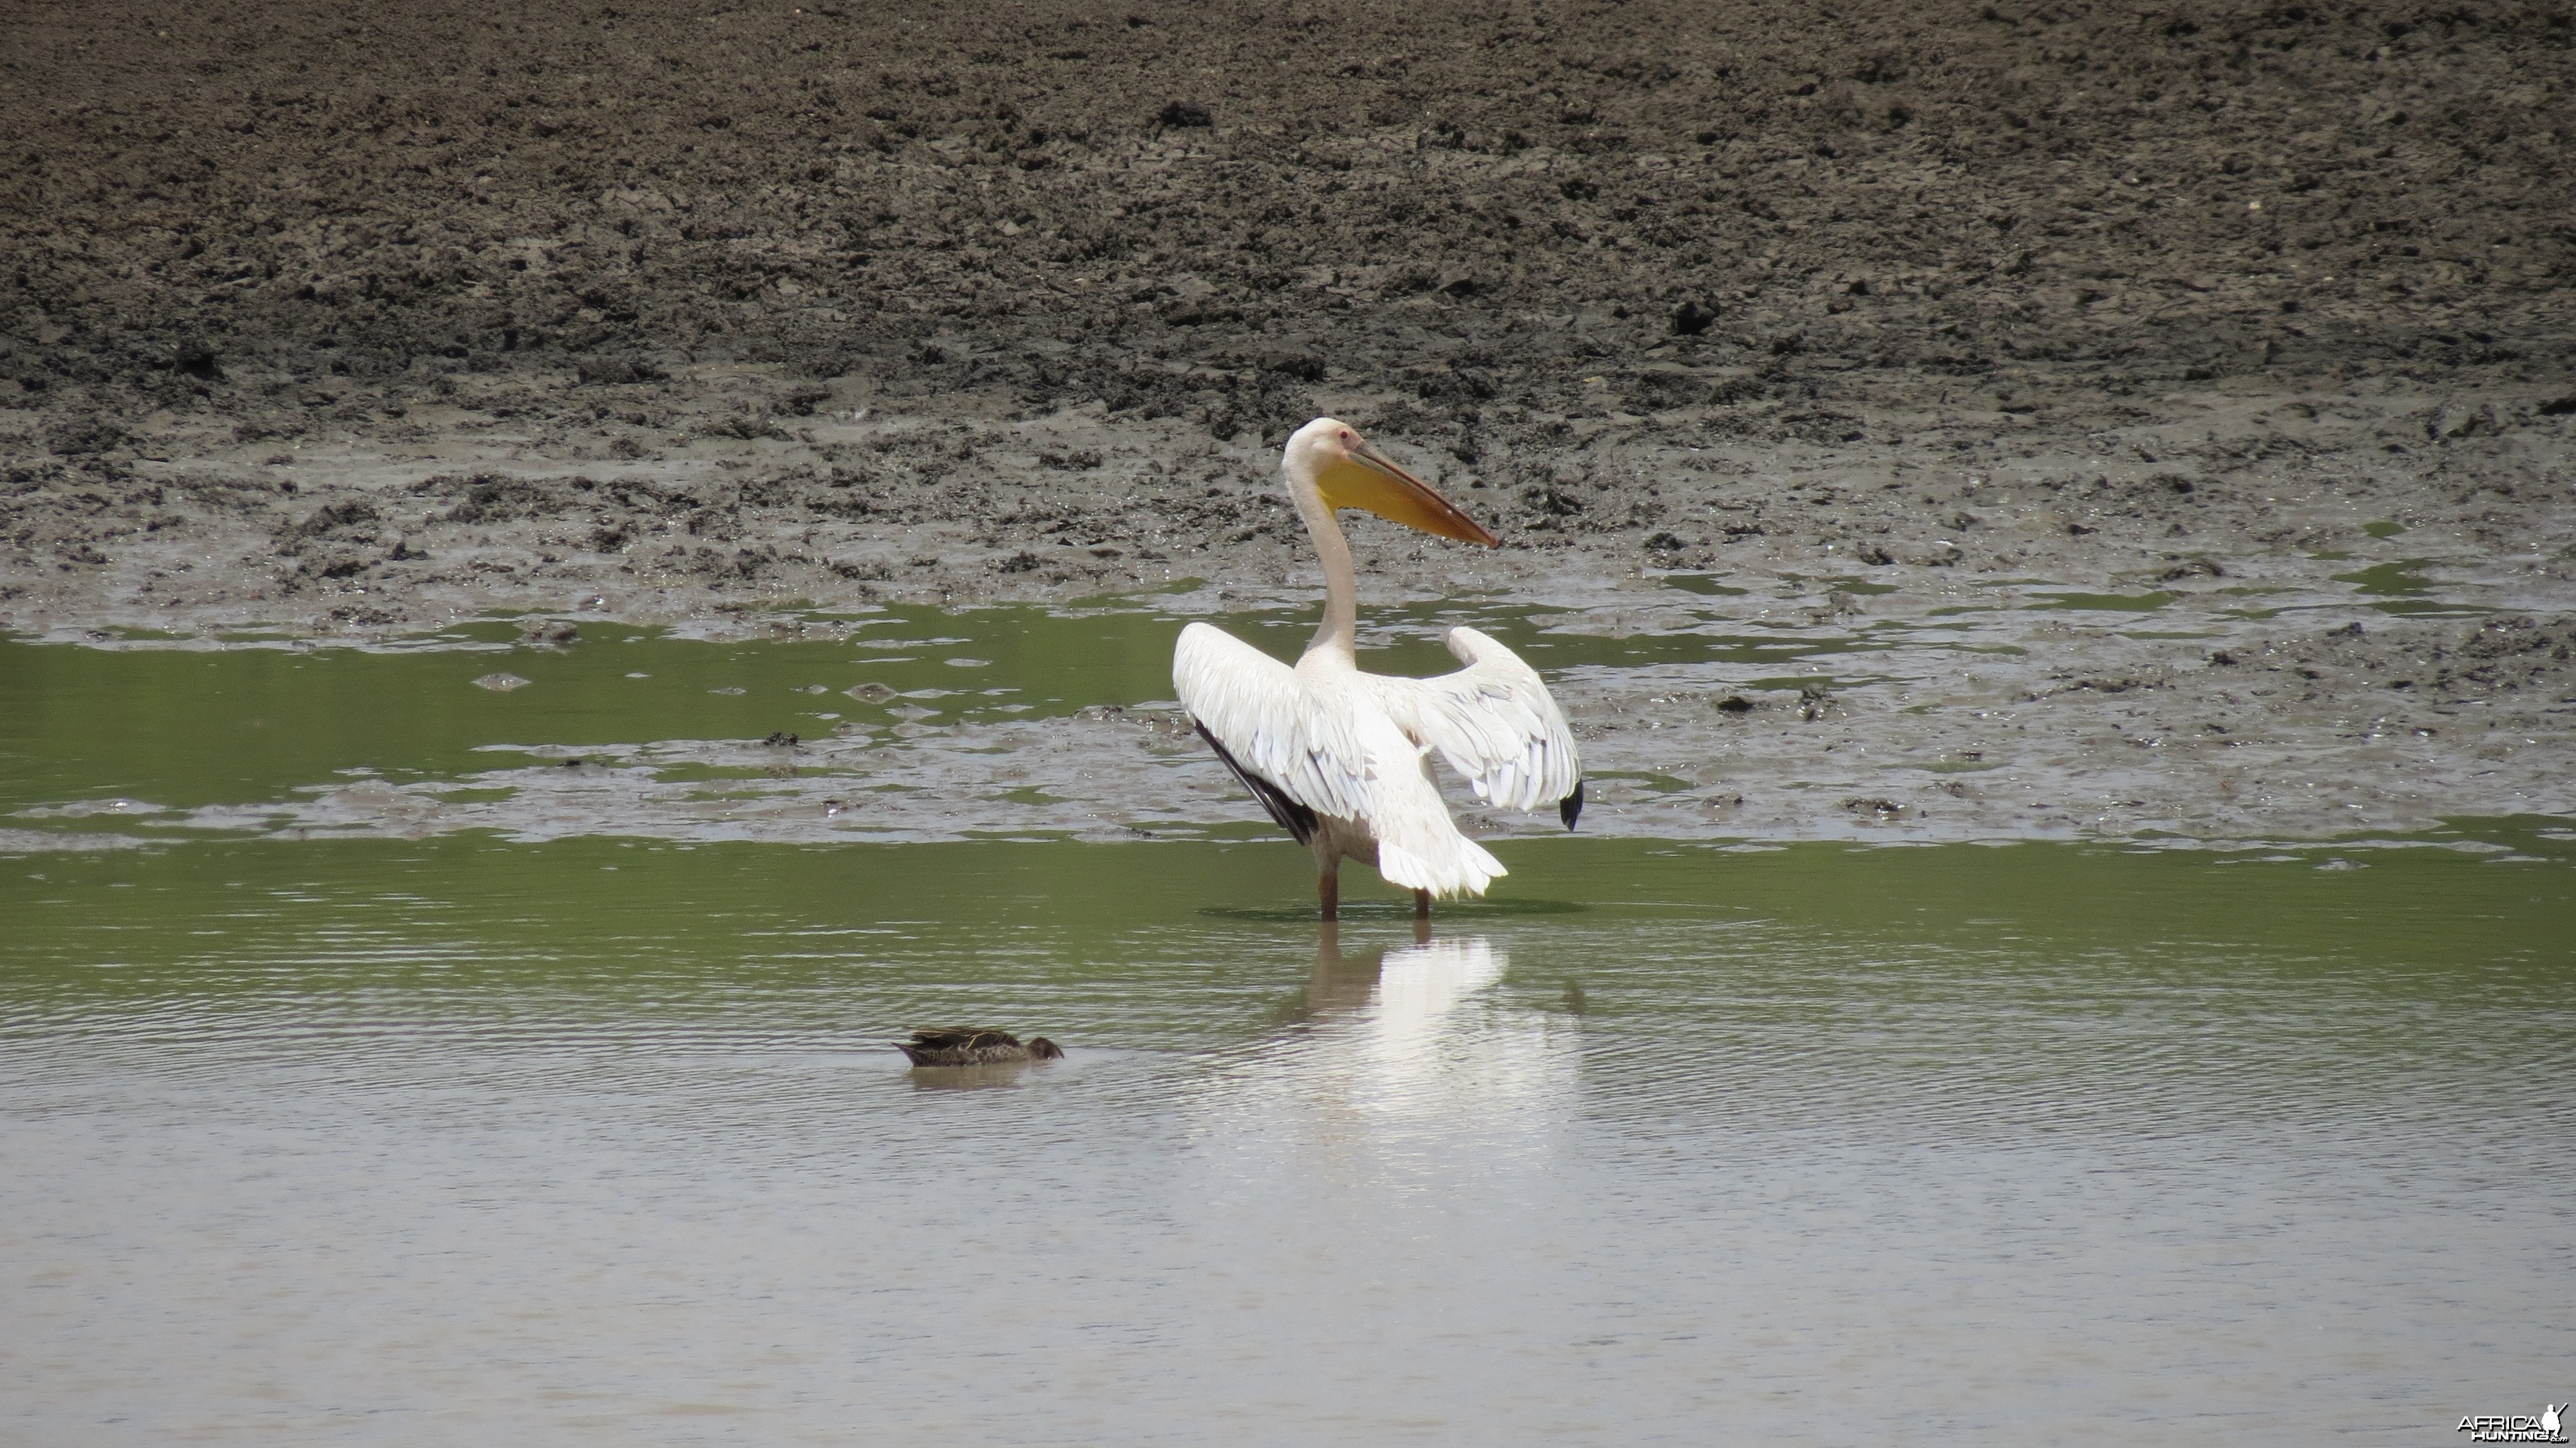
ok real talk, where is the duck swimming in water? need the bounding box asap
[895,1027,1065,1067]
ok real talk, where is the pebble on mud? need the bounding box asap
[473,672,531,692]
[846,682,898,703]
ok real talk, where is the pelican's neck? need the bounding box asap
[1288,458,1359,663]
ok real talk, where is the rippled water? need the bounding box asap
[5,835,2569,1444]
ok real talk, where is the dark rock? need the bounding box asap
[173,343,224,381]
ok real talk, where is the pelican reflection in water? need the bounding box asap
[1200,926,1577,1160]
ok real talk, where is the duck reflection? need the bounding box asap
[905,1060,1048,1092]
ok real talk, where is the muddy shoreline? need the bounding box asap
[6,0,2571,846]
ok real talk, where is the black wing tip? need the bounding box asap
[1192,718,1319,846]
[1560,779,1584,831]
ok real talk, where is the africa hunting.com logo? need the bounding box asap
[2459,1405,2569,1443]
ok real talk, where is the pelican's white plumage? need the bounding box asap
[1174,417,1582,919]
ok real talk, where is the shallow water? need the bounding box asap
[2,556,2546,850]
[0,595,1908,820]
[0,600,1931,848]
[5,586,2571,1442]
[3,833,2570,1445]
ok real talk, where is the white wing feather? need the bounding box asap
[1366,626,1583,812]
[1174,621,1560,899]
[1171,622,1372,823]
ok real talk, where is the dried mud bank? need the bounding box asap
[5,0,2573,846]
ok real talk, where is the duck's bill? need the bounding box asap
[1319,441,1500,546]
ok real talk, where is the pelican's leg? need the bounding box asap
[1319,867,1340,922]
[1412,888,1432,922]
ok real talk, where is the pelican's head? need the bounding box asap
[1285,417,1499,546]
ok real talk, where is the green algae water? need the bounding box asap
[0,602,1927,828]
[0,603,1953,850]
[3,611,2572,1445]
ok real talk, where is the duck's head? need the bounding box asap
[1025,1037,1066,1060]
[1284,417,1498,546]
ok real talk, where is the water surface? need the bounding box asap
[4,834,2568,1445]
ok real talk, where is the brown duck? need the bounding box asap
[894,1027,1065,1067]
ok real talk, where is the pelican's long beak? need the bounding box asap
[1318,440,1501,547]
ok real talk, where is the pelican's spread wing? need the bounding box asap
[1367,626,1585,827]
[1173,622,1372,834]
[1175,621,1516,897]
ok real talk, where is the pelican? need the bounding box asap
[1174,417,1583,920]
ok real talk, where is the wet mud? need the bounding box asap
[5,0,2572,846]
